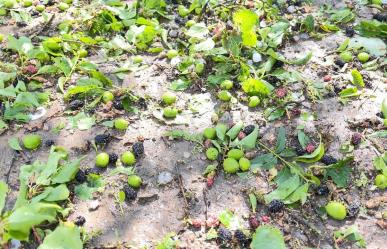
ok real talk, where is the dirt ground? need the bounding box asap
[0,0,386,249]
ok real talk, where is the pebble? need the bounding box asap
[252,52,262,63]
[158,171,174,185]
[88,200,100,211]
[169,30,178,38]
[287,5,296,13]
[183,152,190,159]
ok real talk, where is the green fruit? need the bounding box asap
[227,149,244,160]
[3,0,14,8]
[195,62,205,74]
[186,20,196,27]
[163,107,178,119]
[36,4,45,12]
[133,56,143,63]
[114,118,129,130]
[22,134,42,150]
[43,38,62,51]
[339,51,353,63]
[121,151,136,165]
[0,9,7,16]
[58,2,69,11]
[206,148,219,161]
[102,91,114,103]
[220,80,233,90]
[128,175,142,188]
[95,152,109,167]
[239,157,251,171]
[218,90,232,102]
[248,96,260,108]
[178,5,189,17]
[167,49,178,59]
[0,34,3,43]
[357,52,370,63]
[162,92,176,105]
[375,174,387,189]
[203,127,216,139]
[223,158,239,174]
[63,0,73,3]
[78,49,88,58]
[371,0,382,5]
[23,0,32,7]
[325,201,347,220]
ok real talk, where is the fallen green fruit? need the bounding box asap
[178,5,189,17]
[371,0,382,5]
[239,157,251,171]
[78,49,88,58]
[95,152,109,167]
[203,127,216,139]
[114,118,129,130]
[3,0,14,8]
[58,2,69,11]
[22,134,42,150]
[218,90,232,102]
[339,51,353,63]
[23,0,33,7]
[375,174,387,189]
[325,201,347,220]
[163,107,178,119]
[36,4,45,12]
[162,92,177,105]
[220,80,233,90]
[248,96,260,108]
[357,52,369,63]
[206,148,219,161]
[128,175,142,188]
[0,34,3,43]
[133,56,143,63]
[121,151,136,165]
[102,91,114,103]
[0,9,7,16]
[167,49,178,59]
[223,158,239,174]
[227,149,244,160]
[185,20,196,27]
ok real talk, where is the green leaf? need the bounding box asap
[216,123,228,141]
[354,20,387,38]
[38,224,82,249]
[250,225,286,249]
[36,152,64,186]
[241,78,273,96]
[297,130,310,149]
[7,36,33,54]
[325,157,354,188]
[265,175,300,203]
[192,38,215,52]
[296,136,324,163]
[44,184,70,202]
[8,137,22,151]
[218,209,239,229]
[303,15,315,33]
[51,157,84,184]
[251,153,277,170]
[108,166,135,176]
[0,181,8,214]
[186,23,209,39]
[373,153,387,176]
[233,8,258,47]
[68,112,95,130]
[349,36,386,57]
[339,87,359,99]
[289,52,312,65]
[337,38,350,52]
[230,126,259,150]
[284,183,309,205]
[226,121,243,140]
[275,127,286,153]
[155,232,178,249]
[329,9,355,24]
[170,78,191,91]
[351,69,364,88]
[249,193,257,213]
[74,174,104,200]
[271,69,302,83]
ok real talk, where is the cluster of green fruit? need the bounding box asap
[161,92,179,119]
[339,51,370,63]
[204,127,251,174]
[217,80,260,108]
[0,0,73,14]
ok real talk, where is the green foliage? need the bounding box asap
[156,232,179,249]
[251,225,286,249]
[355,20,387,38]
[351,69,365,88]
[38,223,83,249]
[325,157,354,188]
[74,173,105,200]
[241,78,273,96]
[233,8,259,47]
[334,226,366,248]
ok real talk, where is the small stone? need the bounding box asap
[287,5,296,13]
[169,30,178,38]
[183,152,190,159]
[88,200,100,211]
[158,171,174,185]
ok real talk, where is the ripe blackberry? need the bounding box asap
[347,203,360,217]
[351,133,362,145]
[334,58,345,67]
[345,27,355,37]
[268,200,284,213]
[113,100,124,110]
[295,145,305,156]
[94,134,110,145]
[75,170,87,183]
[109,153,118,164]
[123,185,137,201]
[234,230,248,245]
[243,125,255,135]
[320,155,337,165]
[68,100,84,110]
[132,142,144,158]
[74,216,86,226]
[373,13,387,22]
[376,111,385,119]
[45,139,55,147]
[217,227,232,243]
[316,185,329,195]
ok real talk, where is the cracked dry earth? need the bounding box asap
[1,1,386,249]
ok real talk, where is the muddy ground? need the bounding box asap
[1,0,386,249]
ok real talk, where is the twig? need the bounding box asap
[175,164,189,215]
[32,227,42,245]
[29,14,55,39]
[203,189,208,230]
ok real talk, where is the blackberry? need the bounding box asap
[45,139,55,147]
[74,216,86,226]
[351,133,362,145]
[347,203,360,217]
[68,100,84,110]
[233,81,242,90]
[373,13,387,22]
[109,153,118,164]
[94,134,111,145]
[295,145,305,156]
[273,60,284,69]
[234,229,248,245]
[316,184,329,195]
[132,142,144,158]
[334,58,345,67]
[268,200,284,213]
[320,155,337,165]
[75,170,87,183]
[113,100,124,110]
[217,227,232,243]
[376,111,384,119]
[137,97,147,110]
[243,125,255,135]
[123,185,137,201]
[345,27,355,37]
